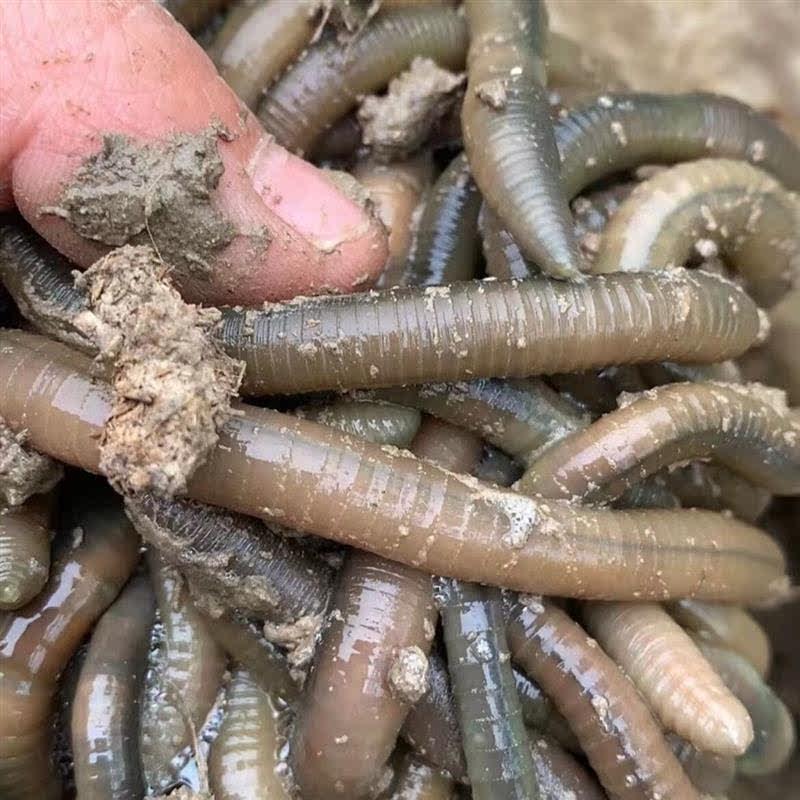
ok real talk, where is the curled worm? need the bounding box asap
[258,6,468,154]
[666,733,736,795]
[0,331,787,603]
[0,493,53,610]
[669,599,771,678]
[507,597,700,800]
[71,574,155,800]
[462,0,581,279]
[0,488,140,800]
[517,381,800,502]
[696,642,796,777]
[555,92,800,198]
[583,602,753,756]
[593,159,800,307]
[208,667,291,800]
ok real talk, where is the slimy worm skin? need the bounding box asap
[385,749,455,800]
[506,597,700,800]
[219,271,763,395]
[71,575,155,800]
[0,493,53,611]
[666,733,736,796]
[209,0,321,109]
[438,578,540,800]
[514,668,579,753]
[668,599,772,678]
[516,381,800,502]
[289,551,437,800]
[479,205,537,280]
[462,0,582,280]
[695,642,796,777]
[0,490,140,800]
[297,400,422,447]
[407,152,482,287]
[0,331,787,603]
[125,493,334,624]
[208,667,291,800]
[555,92,800,199]
[258,6,468,155]
[582,602,753,756]
[140,554,226,795]
[528,735,607,800]
[593,159,800,308]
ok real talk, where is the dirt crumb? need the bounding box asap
[387,645,429,704]
[475,78,507,110]
[358,57,465,162]
[0,416,63,506]
[74,246,243,496]
[42,127,236,285]
[263,612,325,682]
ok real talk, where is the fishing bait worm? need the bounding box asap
[208,667,291,800]
[506,597,700,800]
[593,158,800,307]
[0,493,53,611]
[669,599,772,678]
[0,489,140,800]
[258,6,468,154]
[583,602,753,756]
[462,0,581,280]
[126,493,334,624]
[555,92,800,199]
[140,553,226,795]
[517,381,800,502]
[479,205,537,280]
[666,733,736,796]
[438,578,540,800]
[71,574,155,800]
[0,331,786,603]
[695,642,796,777]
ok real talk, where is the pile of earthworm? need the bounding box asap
[1,0,799,799]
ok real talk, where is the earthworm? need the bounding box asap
[583,601,753,755]
[125,493,334,623]
[462,0,581,280]
[290,549,437,800]
[517,381,800,502]
[695,642,796,777]
[0,488,140,800]
[406,152,482,287]
[298,399,422,445]
[506,597,700,800]
[386,749,455,800]
[71,574,155,800]
[258,6,468,154]
[593,159,800,307]
[209,0,320,108]
[528,735,607,800]
[669,600,772,678]
[158,0,230,32]
[0,493,53,610]
[665,733,736,795]
[0,331,787,602]
[437,578,539,799]
[615,474,681,511]
[208,667,291,800]
[514,669,579,752]
[352,155,434,288]
[313,113,364,160]
[139,553,227,795]
[479,205,536,280]
[555,92,800,198]
[218,271,763,395]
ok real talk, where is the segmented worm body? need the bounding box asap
[479,205,536,280]
[507,598,700,800]
[298,400,421,446]
[71,575,155,800]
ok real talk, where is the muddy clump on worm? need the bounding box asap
[0,415,62,507]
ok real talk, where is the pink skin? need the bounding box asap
[0,0,388,304]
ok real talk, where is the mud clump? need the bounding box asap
[358,57,465,162]
[0,416,63,506]
[43,127,236,285]
[74,245,243,497]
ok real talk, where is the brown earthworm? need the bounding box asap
[0,330,786,602]
[71,574,156,800]
[462,0,581,280]
[507,597,700,800]
[479,205,537,280]
[0,493,53,610]
[297,399,422,446]
[592,159,800,307]
[669,600,772,678]
[0,488,140,800]
[516,381,800,502]
[258,6,468,155]
[582,602,753,756]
